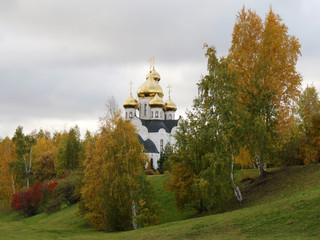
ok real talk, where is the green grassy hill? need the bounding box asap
[1,165,320,239]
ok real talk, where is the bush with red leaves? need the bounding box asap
[11,181,58,217]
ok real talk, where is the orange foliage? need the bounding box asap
[0,138,18,206]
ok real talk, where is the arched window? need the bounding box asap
[129,112,133,118]
[155,111,159,118]
[144,104,147,116]
[160,111,163,118]
[152,111,154,118]
[160,139,163,153]
[126,112,128,119]
[168,114,172,120]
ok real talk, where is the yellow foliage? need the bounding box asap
[0,138,18,206]
[82,112,147,230]
[235,146,254,169]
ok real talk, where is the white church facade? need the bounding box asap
[123,61,180,169]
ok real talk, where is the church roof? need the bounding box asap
[137,72,164,98]
[141,119,179,133]
[137,135,159,153]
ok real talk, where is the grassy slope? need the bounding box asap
[148,174,196,223]
[1,165,320,239]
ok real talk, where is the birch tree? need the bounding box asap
[11,126,35,188]
[82,111,159,231]
[229,7,302,176]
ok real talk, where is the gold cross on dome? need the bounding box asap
[148,56,156,70]
[129,81,133,94]
[167,85,172,97]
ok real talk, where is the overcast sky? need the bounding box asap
[0,0,319,138]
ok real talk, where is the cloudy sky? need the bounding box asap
[0,0,319,138]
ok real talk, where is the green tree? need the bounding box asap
[157,143,173,174]
[168,47,243,212]
[298,86,320,163]
[55,126,81,177]
[11,126,36,188]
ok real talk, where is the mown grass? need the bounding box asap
[0,165,320,239]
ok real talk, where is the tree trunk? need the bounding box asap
[230,145,243,202]
[255,149,266,178]
[24,146,33,188]
[131,191,137,230]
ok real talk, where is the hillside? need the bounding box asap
[1,165,320,239]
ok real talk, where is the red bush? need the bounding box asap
[11,182,50,217]
[47,181,58,195]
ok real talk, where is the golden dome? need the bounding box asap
[149,93,164,108]
[123,93,138,109]
[164,97,177,111]
[137,73,164,98]
[150,67,160,81]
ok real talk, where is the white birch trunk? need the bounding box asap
[230,145,242,203]
[131,191,137,230]
[255,149,265,178]
[24,145,33,188]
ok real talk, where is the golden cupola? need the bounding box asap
[137,71,164,98]
[150,67,160,81]
[149,93,164,108]
[123,93,139,109]
[164,97,177,111]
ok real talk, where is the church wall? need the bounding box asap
[139,98,152,120]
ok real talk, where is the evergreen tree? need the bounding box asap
[157,143,173,174]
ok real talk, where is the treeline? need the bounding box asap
[0,125,86,206]
[0,111,160,231]
[167,7,320,213]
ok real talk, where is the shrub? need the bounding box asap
[145,168,154,175]
[45,171,82,214]
[11,181,58,217]
[56,171,82,206]
[11,182,44,217]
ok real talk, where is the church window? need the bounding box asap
[160,139,163,153]
[160,111,163,118]
[152,111,153,118]
[144,104,147,116]
[126,112,128,119]
[155,111,158,118]
[168,114,172,120]
[129,112,133,118]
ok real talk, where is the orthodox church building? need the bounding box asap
[123,61,180,169]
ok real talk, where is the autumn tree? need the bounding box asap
[0,138,18,206]
[298,86,320,163]
[81,112,159,231]
[228,7,302,176]
[33,136,57,182]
